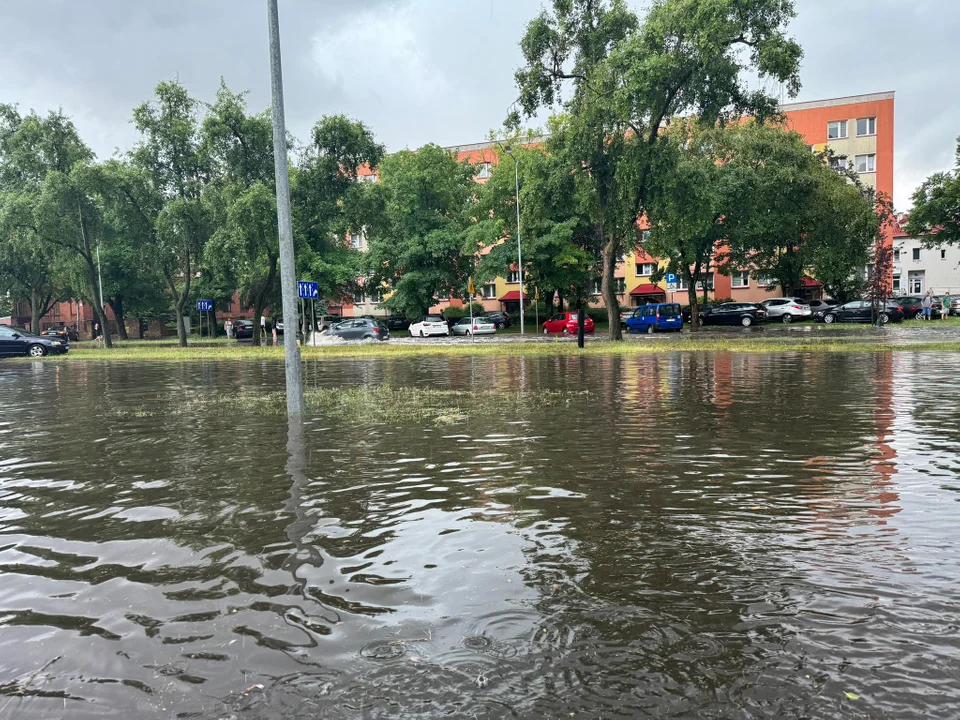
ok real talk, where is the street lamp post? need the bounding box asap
[503,147,524,335]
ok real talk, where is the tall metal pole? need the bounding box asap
[267,0,304,415]
[95,242,105,311]
[514,157,524,335]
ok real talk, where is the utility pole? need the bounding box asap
[267,0,304,415]
[504,147,524,335]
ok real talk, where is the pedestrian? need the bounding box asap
[225,318,234,339]
[942,295,951,320]
[94,322,103,347]
[922,291,933,321]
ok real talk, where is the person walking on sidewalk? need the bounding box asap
[224,318,234,339]
[942,296,951,320]
[922,291,933,320]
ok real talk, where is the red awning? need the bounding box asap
[629,283,666,296]
[800,278,823,287]
[498,290,524,301]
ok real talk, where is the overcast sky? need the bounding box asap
[0,0,956,208]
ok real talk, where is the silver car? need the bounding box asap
[760,297,812,323]
[451,317,497,336]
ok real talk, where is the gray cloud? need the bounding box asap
[0,0,956,209]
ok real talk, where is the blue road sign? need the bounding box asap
[298,281,319,299]
[197,299,213,312]
[665,273,678,284]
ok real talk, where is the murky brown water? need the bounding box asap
[1,352,959,718]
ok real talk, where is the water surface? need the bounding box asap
[1,352,958,718]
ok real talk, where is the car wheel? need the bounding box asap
[562,327,569,335]
[880,313,890,324]
[824,314,836,324]
[646,324,655,335]
[419,330,425,338]
[28,344,47,358]
[915,311,923,320]
[741,316,753,327]
[542,327,549,335]
[782,314,793,324]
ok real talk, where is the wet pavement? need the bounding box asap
[1,352,959,717]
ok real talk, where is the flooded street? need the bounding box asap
[1,352,959,718]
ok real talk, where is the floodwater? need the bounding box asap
[1,352,959,718]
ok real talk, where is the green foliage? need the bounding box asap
[363,144,477,319]
[906,138,960,246]
[512,0,804,339]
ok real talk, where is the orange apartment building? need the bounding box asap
[344,91,895,318]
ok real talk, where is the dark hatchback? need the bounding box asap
[326,318,390,341]
[385,316,410,332]
[0,326,69,357]
[483,311,511,329]
[815,300,904,324]
[699,303,767,327]
[894,296,942,320]
[234,319,255,339]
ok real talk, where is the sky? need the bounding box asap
[0,0,956,209]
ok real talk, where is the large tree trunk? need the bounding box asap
[30,288,41,334]
[685,262,701,332]
[251,254,278,347]
[576,294,585,349]
[78,206,113,348]
[109,296,129,340]
[600,226,622,341]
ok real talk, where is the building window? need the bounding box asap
[829,155,848,170]
[731,271,750,288]
[893,248,901,261]
[757,276,776,287]
[892,277,900,293]
[507,270,520,284]
[827,120,848,140]
[636,262,655,277]
[856,117,876,136]
[358,174,377,183]
[942,249,947,260]
[350,233,363,249]
[615,278,625,295]
[590,277,602,295]
[476,162,493,179]
[482,283,496,299]
[352,289,364,304]
[675,273,714,292]
[855,154,876,173]
[913,248,921,261]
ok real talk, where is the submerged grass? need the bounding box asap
[40,335,960,363]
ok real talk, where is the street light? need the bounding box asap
[502,146,524,335]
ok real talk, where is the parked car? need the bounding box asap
[760,297,813,323]
[326,318,389,341]
[542,311,595,335]
[619,307,636,328]
[624,303,683,334]
[385,316,410,332]
[815,300,904,324]
[806,299,838,313]
[0,326,69,357]
[409,315,450,337]
[698,303,767,327]
[234,319,254,339]
[483,311,511,329]
[41,325,77,342]
[894,296,943,320]
[451,317,497,336]
[947,296,960,317]
[315,315,343,331]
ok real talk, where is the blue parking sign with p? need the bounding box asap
[298,281,319,299]
[665,273,677,284]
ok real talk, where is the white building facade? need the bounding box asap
[893,227,960,296]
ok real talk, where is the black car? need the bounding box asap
[41,325,79,342]
[234,319,255,339]
[326,318,389,341]
[385,316,410,332]
[815,300,904,324]
[682,304,713,323]
[0,326,69,357]
[893,296,942,320]
[698,303,767,327]
[483,311,511,329]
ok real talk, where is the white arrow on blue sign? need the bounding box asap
[196,299,213,312]
[298,281,319,299]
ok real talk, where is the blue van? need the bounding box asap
[624,303,683,334]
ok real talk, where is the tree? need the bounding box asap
[906,137,960,246]
[0,227,70,333]
[721,122,878,299]
[293,115,384,307]
[472,137,595,314]
[131,80,211,347]
[363,144,476,319]
[511,0,803,340]
[201,83,280,345]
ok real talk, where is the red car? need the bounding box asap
[542,312,595,335]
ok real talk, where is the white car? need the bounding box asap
[409,315,450,337]
[760,297,813,323]
[451,317,496,336]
